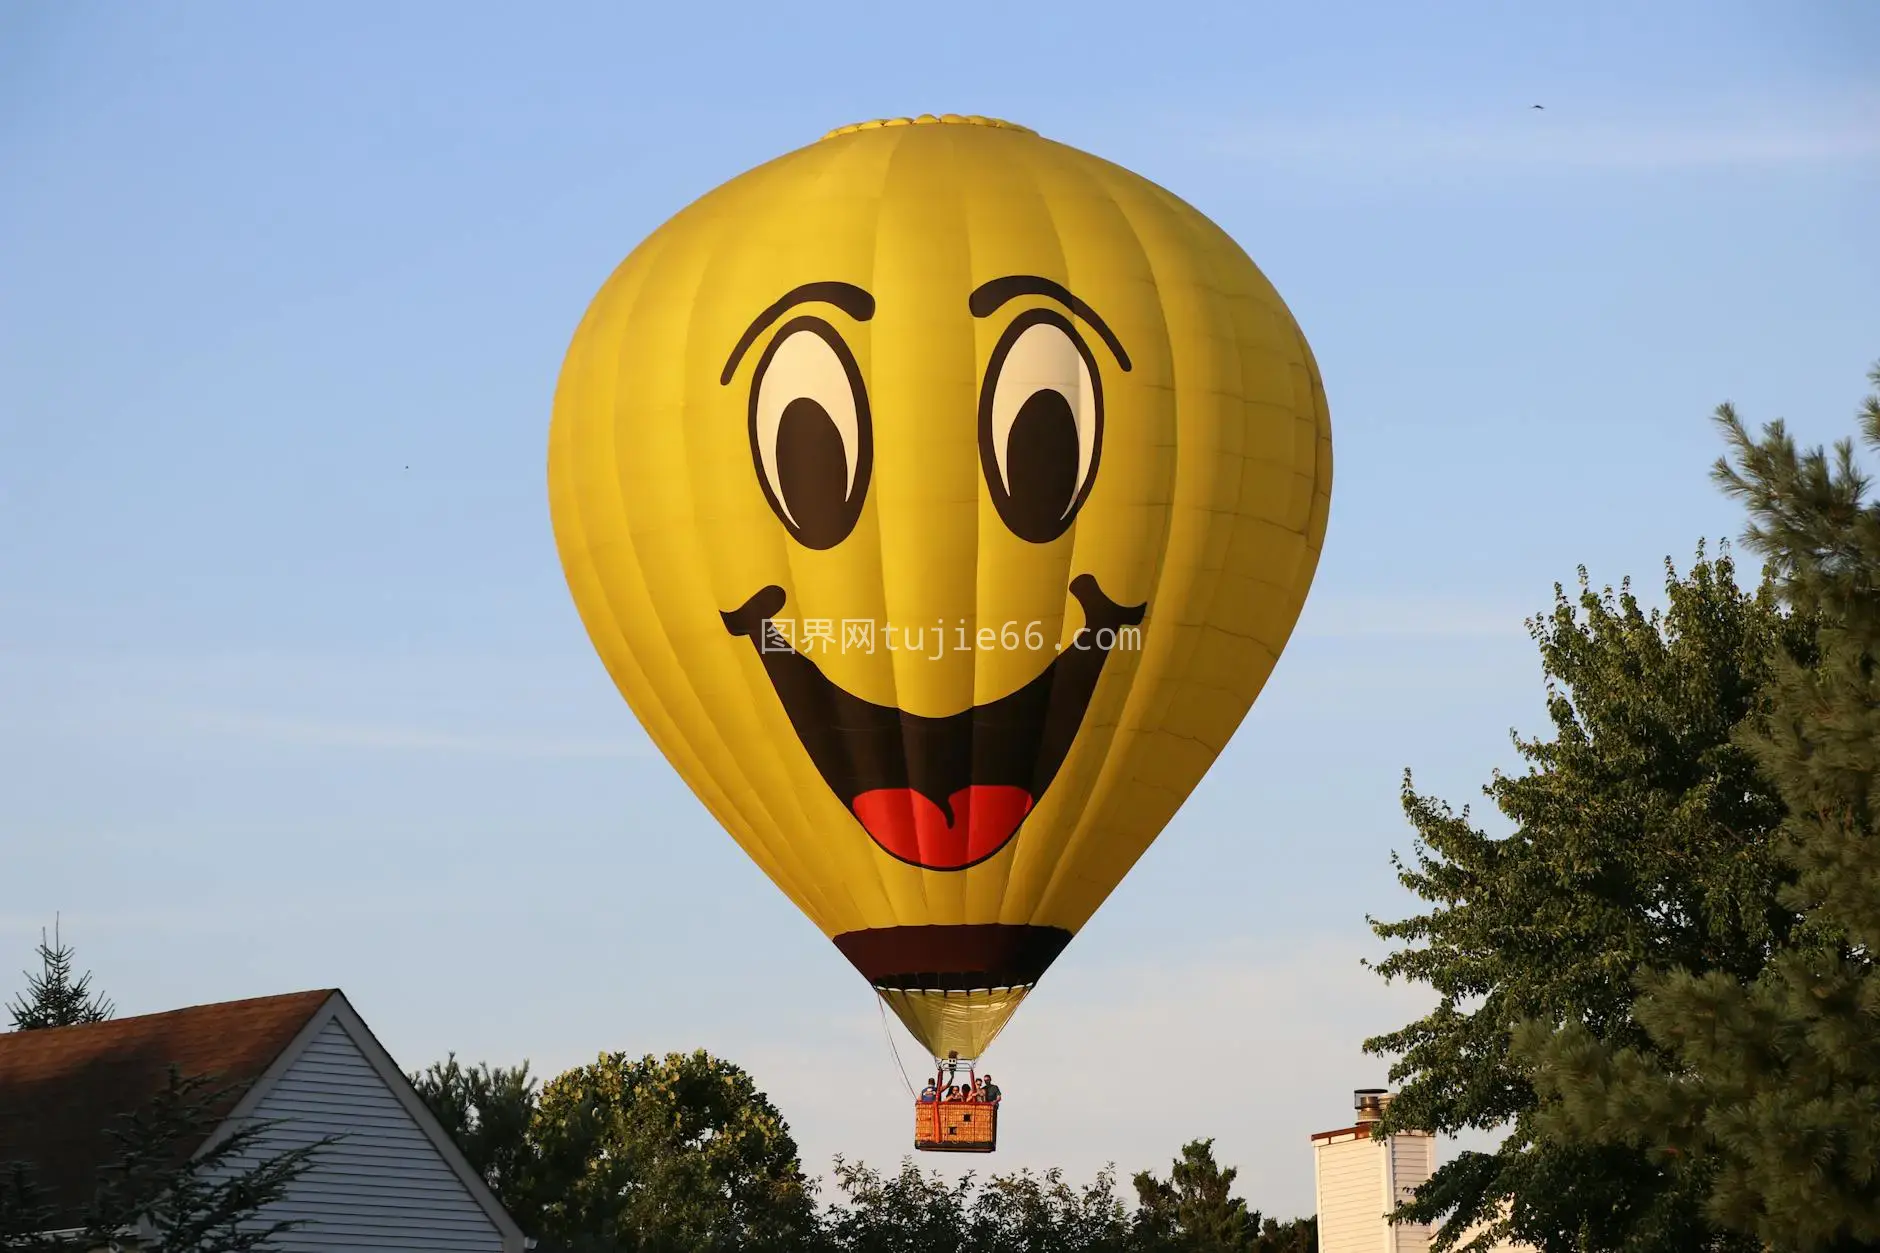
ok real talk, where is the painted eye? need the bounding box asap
[748,317,873,550]
[978,309,1103,544]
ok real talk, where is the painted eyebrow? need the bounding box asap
[719,281,875,385]
[968,275,1132,372]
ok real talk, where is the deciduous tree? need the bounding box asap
[529,1049,818,1253]
[969,1164,1133,1253]
[818,1156,1139,1253]
[1365,545,1813,1251]
[1522,361,1880,1250]
[817,1157,984,1253]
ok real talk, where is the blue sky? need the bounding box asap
[3,0,1877,1219]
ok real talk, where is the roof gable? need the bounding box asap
[0,990,335,1226]
[213,1007,527,1251]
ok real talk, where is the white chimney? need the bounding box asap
[1310,1090,1538,1253]
[1311,1089,1433,1253]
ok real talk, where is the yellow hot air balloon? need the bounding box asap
[549,114,1331,1142]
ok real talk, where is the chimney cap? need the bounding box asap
[1353,1088,1394,1123]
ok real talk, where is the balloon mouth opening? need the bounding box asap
[821,114,1038,141]
[884,984,1030,997]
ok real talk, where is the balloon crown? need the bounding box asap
[821,114,1037,141]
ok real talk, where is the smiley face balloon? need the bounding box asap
[549,114,1331,1062]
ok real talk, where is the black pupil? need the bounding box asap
[1005,389,1080,531]
[776,396,851,538]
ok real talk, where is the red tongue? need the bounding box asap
[852,786,1034,869]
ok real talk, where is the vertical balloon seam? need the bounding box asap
[1051,154,1185,923]
[899,124,959,919]
[1171,208,1289,835]
[755,136,901,933]
[805,130,909,936]
[888,131,1044,1054]
[1066,351,1221,906]
[692,226,834,922]
[639,202,837,927]
[1294,350,1334,654]
[1183,190,1330,645]
[683,183,858,931]
[1222,244,1271,661]
[895,126,977,923]
[561,329,747,893]
[804,128,891,925]
[1302,331,1336,566]
[961,132,1047,930]
[1264,276,1338,752]
[843,127,934,938]
[1098,162,1215,853]
[995,136,1124,933]
[990,139,1103,929]
[556,239,771,906]
[1025,156,1188,926]
[1228,262,1293,732]
[945,123,998,933]
[930,126,975,927]
[574,249,810,915]
[965,127,1062,935]
[1021,137,1099,930]
[806,128,911,935]
[899,137,1044,1047]
[1174,236,1283,877]
[1245,315,1329,696]
[958,129,1064,932]
[1243,292,1331,692]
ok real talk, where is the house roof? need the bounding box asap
[0,989,336,1226]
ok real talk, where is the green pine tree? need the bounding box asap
[1129,1139,1261,1252]
[82,1068,337,1251]
[1365,546,1812,1251]
[1521,359,1880,1251]
[408,1054,541,1223]
[1,1068,336,1251]
[7,916,114,1031]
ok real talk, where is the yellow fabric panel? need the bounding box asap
[549,114,1332,1046]
[879,986,1032,1061]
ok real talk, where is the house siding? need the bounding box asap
[209,1018,506,1252]
[1316,1135,1384,1253]
[1387,1133,1432,1253]
[1315,1130,1435,1253]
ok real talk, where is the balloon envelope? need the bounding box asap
[549,115,1332,1059]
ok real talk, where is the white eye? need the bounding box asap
[978,314,1103,544]
[748,319,872,550]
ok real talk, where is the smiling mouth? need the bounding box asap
[721,574,1146,872]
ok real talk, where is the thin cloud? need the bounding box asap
[1296,595,1532,640]
[170,710,655,760]
[1198,97,1880,171]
